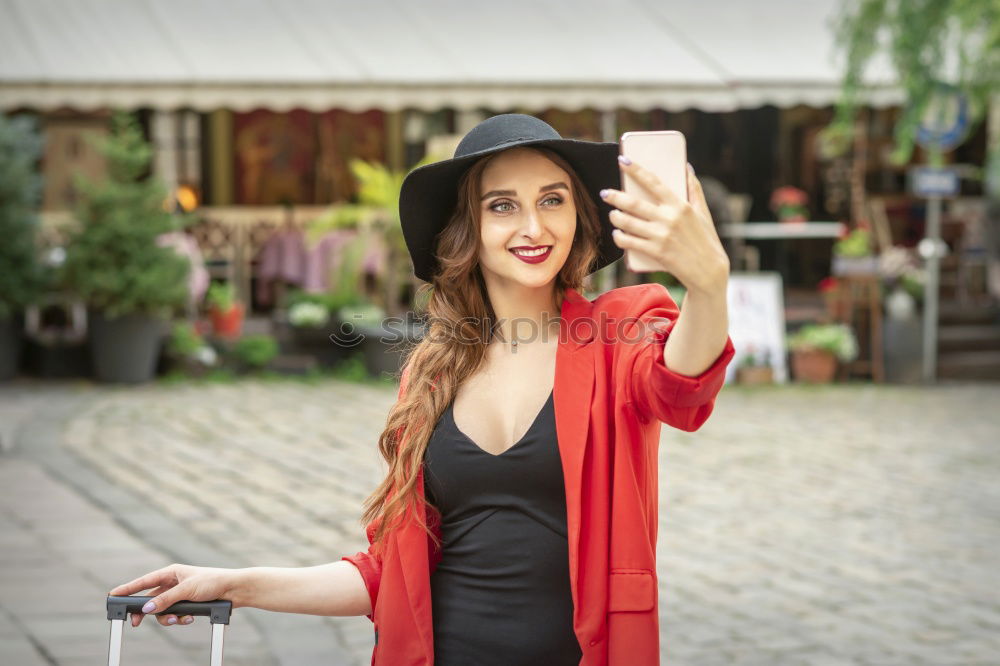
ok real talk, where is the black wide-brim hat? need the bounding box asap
[399,113,623,283]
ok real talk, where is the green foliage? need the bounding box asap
[305,155,439,314]
[833,228,874,256]
[338,302,387,327]
[0,113,45,318]
[787,323,860,362]
[233,334,279,368]
[286,283,364,314]
[331,352,370,382]
[167,321,203,356]
[206,282,237,311]
[824,0,1000,167]
[61,110,191,319]
[287,301,330,327]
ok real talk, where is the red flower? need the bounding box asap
[769,186,809,209]
[818,277,839,293]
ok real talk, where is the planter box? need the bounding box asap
[882,316,923,384]
[832,255,879,276]
[0,316,23,380]
[24,340,91,379]
[356,320,424,378]
[737,366,774,385]
[90,311,169,384]
[275,316,354,369]
[790,348,838,383]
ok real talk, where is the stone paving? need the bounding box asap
[1,377,999,665]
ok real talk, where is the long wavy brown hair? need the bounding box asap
[358,145,605,556]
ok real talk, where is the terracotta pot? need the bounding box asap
[737,366,774,385]
[791,347,838,383]
[209,304,245,339]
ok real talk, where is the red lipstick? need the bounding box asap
[509,245,552,264]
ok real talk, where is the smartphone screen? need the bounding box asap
[619,131,688,272]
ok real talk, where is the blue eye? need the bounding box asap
[488,196,562,213]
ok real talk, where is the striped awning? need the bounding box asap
[0,0,902,112]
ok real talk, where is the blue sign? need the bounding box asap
[915,84,970,152]
[909,167,960,197]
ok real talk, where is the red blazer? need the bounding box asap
[343,282,736,665]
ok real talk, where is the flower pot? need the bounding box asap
[737,365,774,385]
[89,311,169,383]
[0,315,24,380]
[832,255,878,276]
[882,316,923,384]
[23,339,91,378]
[790,348,838,383]
[209,304,245,339]
[289,319,352,368]
[356,319,424,378]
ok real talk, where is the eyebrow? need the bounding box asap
[480,182,569,201]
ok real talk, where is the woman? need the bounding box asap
[108,114,735,665]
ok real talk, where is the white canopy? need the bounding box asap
[0,0,902,112]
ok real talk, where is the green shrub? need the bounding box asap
[61,110,191,318]
[787,323,859,362]
[233,334,279,368]
[167,322,203,356]
[0,113,45,319]
[206,282,237,312]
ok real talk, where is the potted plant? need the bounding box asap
[832,222,878,275]
[61,110,191,383]
[878,245,926,383]
[205,282,244,339]
[165,321,218,378]
[817,275,849,321]
[307,155,437,318]
[769,185,809,223]
[231,334,279,374]
[23,291,91,379]
[736,345,774,385]
[346,301,416,378]
[787,323,859,383]
[0,113,46,380]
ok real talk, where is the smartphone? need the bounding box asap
[618,130,688,272]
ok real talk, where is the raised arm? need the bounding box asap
[619,282,735,431]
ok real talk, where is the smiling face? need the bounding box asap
[477,147,577,290]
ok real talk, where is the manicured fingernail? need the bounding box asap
[687,162,695,174]
[167,617,177,625]
[183,617,194,624]
[618,155,631,166]
[142,601,156,613]
[599,189,609,199]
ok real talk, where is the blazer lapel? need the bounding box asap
[400,468,434,663]
[554,286,596,628]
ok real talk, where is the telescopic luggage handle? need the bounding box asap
[107,595,232,624]
[106,595,233,666]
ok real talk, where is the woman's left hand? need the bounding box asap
[601,159,730,294]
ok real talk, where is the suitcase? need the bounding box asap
[106,595,233,666]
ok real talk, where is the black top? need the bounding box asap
[423,388,582,665]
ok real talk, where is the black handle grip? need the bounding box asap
[106,595,232,624]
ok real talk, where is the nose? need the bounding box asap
[519,208,543,239]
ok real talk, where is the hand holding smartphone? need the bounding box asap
[618,130,688,272]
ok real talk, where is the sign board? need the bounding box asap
[724,272,788,384]
[915,84,970,152]
[909,166,960,197]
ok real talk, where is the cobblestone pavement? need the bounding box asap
[2,378,999,666]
